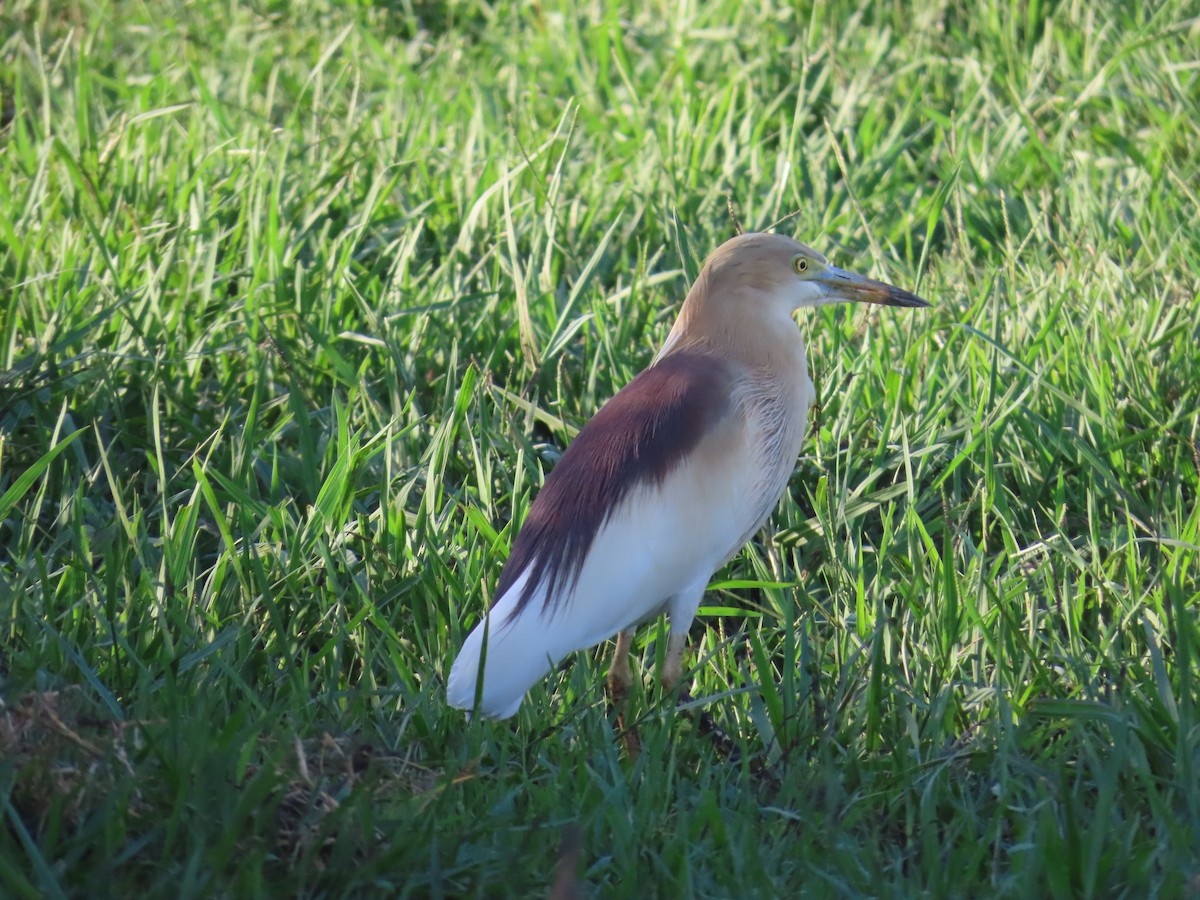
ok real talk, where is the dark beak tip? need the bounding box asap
[889,293,931,309]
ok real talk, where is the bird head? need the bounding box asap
[699,232,930,312]
[659,233,929,364]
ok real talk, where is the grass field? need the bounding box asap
[2,0,1199,895]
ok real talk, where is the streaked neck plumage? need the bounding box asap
[655,246,810,393]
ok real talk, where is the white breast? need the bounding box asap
[728,360,814,555]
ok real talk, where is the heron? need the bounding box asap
[447,232,929,721]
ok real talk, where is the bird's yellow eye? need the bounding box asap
[792,255,809,275]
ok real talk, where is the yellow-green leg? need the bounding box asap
[608,629,641,758]
[661,626,689,694]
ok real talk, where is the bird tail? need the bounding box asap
[446,606,558,719]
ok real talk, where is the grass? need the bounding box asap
[1,0,1198,895]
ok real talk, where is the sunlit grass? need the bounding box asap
[1,0,1198,895]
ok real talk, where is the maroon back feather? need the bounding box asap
[495,349,734,621]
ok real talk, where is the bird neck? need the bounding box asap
[658,288,809,388]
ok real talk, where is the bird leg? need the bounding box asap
[607,629,641,759]
[661,627,689,694]
[607,629,635,704]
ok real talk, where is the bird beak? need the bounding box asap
[821,265,930,308]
